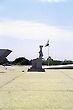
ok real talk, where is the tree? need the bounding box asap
[12,57,30,65]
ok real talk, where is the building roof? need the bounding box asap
[0,49,12,62]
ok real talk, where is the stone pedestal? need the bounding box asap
[28,58,45,72]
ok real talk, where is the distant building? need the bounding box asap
[0,49,12,63]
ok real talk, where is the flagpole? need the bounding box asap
[48,44,49,66]
[45,40,49,66]
[48,40,49,66]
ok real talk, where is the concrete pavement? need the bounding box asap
[0,66,73,110]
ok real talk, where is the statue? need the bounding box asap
[28,45,45,72]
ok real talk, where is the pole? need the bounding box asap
[48,44,49,66]
[45,39,49,66]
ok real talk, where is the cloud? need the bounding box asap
[0,20,73,61]
[40,0,67,3]
[0,20,73,42]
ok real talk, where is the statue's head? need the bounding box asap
[39,45,43,49]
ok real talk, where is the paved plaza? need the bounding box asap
[0,66,73,110]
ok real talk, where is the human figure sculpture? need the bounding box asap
[39,45,43,58]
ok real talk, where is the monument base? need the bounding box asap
[28,67,45,72]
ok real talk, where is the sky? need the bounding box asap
[0,0,73,61]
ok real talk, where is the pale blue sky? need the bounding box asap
[0,0,73,61]
[0,0,73,26]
